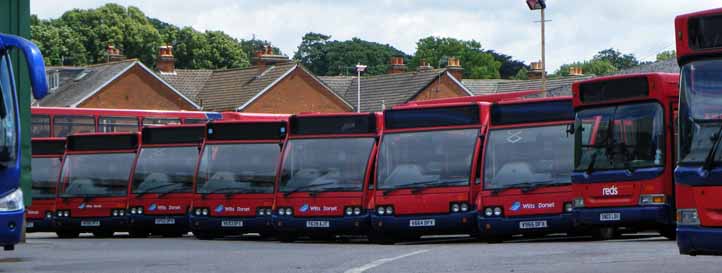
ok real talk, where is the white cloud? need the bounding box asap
[31,0,722,71]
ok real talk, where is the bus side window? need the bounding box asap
[31,114,50,137]
[99,116,138,133]
[143,117,181,126]
[53,115,94,137]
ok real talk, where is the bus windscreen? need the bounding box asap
[59,153,135,197]
[31,157,62,199]
[132,147,198,194]
[196,143,280,194]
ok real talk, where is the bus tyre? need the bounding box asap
[593,227,616,241]
[92,231,114,238]
[277,232,298,243]
[367,231,395,245]
[660,225,676,240]
[193,232,215,240]
[162,232,185,238]
[3,245,14,251]
[129,231,148,238]
[56,231,79,239]
[258,231,275,239]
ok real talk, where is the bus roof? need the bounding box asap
[31,138,66,156]
[489,96,573,126]
[141,124,205,145]
[206,120,287,141]
[288,112,381,137]
[399,89,542,107]
[66,132,139,152]
[572,73,679,108]
[675,7,722,65]
[31,106,220,119]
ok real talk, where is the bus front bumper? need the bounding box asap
[26,217,54,232]
[0,210,23,249]
[129,214,189,233]
[678,225,722,256]
[54,216,127,232]
[478,213,574,237]
[573,205,673,227]
[370,211,477,235]
[190,215,273,235]
[273,214,370,235]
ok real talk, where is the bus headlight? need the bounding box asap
[677,208,700,226]
[639,194,666,206]
[45,211,53,219]
[484,208,493,217]
[0,188,23,212]
[345,207,353,216]
[451,203,460,213]
[493,207,503,216]
[564,202,573,213]
[460,203,469,212]
[353,207,361,215]
[377,206,385,215]
[573,197,584,208]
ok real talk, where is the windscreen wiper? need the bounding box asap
[134,183,179,198]
[307,186,359,197]
[520,182,570,193]
[382,180,439,196]
[410,179,468,194]
[490,182,536,195]
[703,123,722,172]
[283,182,335,197]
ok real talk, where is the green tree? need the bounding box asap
[593,48,640,70]
[411,36,501,79]
[656,50,676,61]
[31,21,87,65]
[555,59,617,76]
[485,50,529,79]
[511,67,528,80]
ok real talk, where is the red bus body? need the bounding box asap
[127,125,206,237]
[369,102,487,243]
[571,73,678,240]
[674,8,722,255]
[189,116,289,239]
[30,107,224,138]
[26,138,65,232]
[477,97,575,242]
[272,112,382,241]
[54,133,140,238]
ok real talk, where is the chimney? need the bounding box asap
[156,45,175,74]
[252,45,289,67]
[447,57,464,80]
[387,56,407,74]
[527,61,545,80]
[417,59,433,72]
[106,45,125,62]
[568,66,583,76]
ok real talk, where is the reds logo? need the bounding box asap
[602,186,618,196]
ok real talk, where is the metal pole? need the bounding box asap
[357,70,361,113]
[541,8,547,97]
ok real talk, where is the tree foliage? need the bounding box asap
[592,48,640,70]
[294,33,408,76]
[656,50,676,62]
[411,36,501,79]
[555,59,617,76]
[485,50,528,79]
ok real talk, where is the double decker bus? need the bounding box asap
[31,107,223,138]
[571,73,679,240]
[190,118,287,239]
[674,8,722,255]
[0,34,48,250]
[54,133,139,238]
[273,113,381,242]
[127,125,205,237]
[26,138,64,232]
[371,103,485,243]
[478,97,575,242]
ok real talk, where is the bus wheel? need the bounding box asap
[592,227,616,240]
[193,232,216,240]
[129,231,149,238]
[309,233,335,241]
[3,245,14,251]
[56,231,79,239]
[277,232,298,243]
[162,232,185,238]
[660,225,676,240]
[258,231,275,239]
[92,231,114,238]
[367,231,395,245]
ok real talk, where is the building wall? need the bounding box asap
[410,74,468,102]
[78,65,196,110]
[243,68,350,114]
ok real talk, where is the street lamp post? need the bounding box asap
[355,63,367,113]
[526,0,547,96]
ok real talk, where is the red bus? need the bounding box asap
[54,133,139,238]
[370,103,486,243]
[272,113,382,242]
[478,97,575,242]
[31,107,223,138]
[571,73,678,240]
[127,125,205,238]
[26,138,65,232]
[674,8,722,255]
[190,117,288,240]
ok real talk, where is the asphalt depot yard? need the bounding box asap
[1,233,721,273]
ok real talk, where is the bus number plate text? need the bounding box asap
[519,220,548,229]
[221,220,243,227]
[306,221,330,228]
[81,220,100,227]
[409,219,436,227]
[600,213,621,221]
[155,217,176,225]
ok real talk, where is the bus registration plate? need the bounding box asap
[26,221,34,228]
[409,219,435,227]
[519,220,548,229]
[81,220,100,227]
[221,220,243,227]
[155,217,176,225]
[306,221,330,228]
[600,213,621,221]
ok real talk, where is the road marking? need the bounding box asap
[343,249,429,273]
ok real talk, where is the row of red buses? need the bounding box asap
[31,107,223,138]
[190,118,288,239]
[27,138,65,232]
[571,73,679,240]
[674,8,722,255]
[273,113,382,242]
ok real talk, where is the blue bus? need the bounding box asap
[0,33,49,250]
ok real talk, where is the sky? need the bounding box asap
[30,0,722,71]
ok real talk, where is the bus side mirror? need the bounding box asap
[566,124,575,136]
